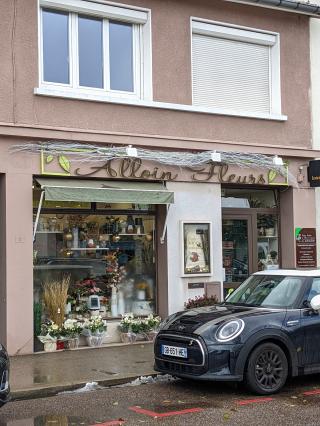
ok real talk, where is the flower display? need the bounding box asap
[119,314,161,334]
[38,321,62,344]
[62,319,83,338]
[74,278,102,296]
[40,321,61,338]
[105,251,126,287]
[144,314,161,332]
[184,294,218,309]
[82,315,107,335]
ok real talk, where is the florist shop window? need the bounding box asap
[33,193,157,346]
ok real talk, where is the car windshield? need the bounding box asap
[225,275,306,308]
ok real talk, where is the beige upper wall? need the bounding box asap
[0,0,312,150]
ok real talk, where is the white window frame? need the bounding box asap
[191,18,282,117]
[37,0,153,101]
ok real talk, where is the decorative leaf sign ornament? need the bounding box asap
[268,169,277,183]
[58,155,71,172]
[46,155,54,164]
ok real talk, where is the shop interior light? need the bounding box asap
[273,155,283,166]
[126,145,138,157]
[211,151,221,162]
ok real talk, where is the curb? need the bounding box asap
[11,372,158,401]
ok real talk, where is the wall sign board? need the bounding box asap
[295,228,317,268]
[308,160,320,187]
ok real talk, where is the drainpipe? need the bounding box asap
[225,0,320,17]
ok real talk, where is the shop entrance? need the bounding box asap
[222,188,280,298]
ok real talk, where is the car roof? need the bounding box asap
[253,269,320,277]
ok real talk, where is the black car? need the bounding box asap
[0,344,9,407]
[154,270,320,394]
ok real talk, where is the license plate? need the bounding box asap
[161,344,187,358]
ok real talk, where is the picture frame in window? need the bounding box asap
[181,221,212,277]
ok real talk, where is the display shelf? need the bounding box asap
[258,235,278,239]
[36,231,63,234]
[69,248,110,251]
[104,233,147,236]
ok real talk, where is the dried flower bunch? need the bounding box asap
[42,275,70,326]
[184,294,218,309]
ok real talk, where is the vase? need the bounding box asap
[44,341,57,352]
[120,332,137,344]
[145,331,158,341]
[117,290,125,316]
[265,228,275,237]
[137,290,145,301]
[86,334,104,347]
[65,337,79,350]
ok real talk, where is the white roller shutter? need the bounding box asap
[192,33,271,114]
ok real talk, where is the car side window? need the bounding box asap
[306,278,320,302]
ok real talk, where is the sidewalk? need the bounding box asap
[10,342,155,400]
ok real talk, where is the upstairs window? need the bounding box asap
[39,0,151,99]
[191,20,281,117]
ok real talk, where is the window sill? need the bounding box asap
[34,87,288,122]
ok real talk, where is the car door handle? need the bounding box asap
[286,320,300,327]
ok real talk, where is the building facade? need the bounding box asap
[0,0,318,355]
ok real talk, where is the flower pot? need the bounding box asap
[120,332,137,344]
[65,337,79,350]
[265,228,275,237]
[145,331,158,342]
[44,341,57,352]
[56,340,65,350]
[86,335,104,347]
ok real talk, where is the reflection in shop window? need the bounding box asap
[33,208,156,333]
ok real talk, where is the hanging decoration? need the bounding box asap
[10,141,288,176]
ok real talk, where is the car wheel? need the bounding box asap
[245,342,288,395]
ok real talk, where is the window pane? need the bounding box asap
[78,16,103,88]
[33,211,157,339]
[109,21,134,92]
[42,9,69,84]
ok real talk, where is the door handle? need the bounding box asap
[286,320,300,327]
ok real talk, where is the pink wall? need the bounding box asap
[0,0,312,150]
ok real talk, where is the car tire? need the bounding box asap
[245,342,288,395]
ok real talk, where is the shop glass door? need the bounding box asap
[222,215,253,297]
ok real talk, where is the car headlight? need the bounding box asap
[215,319,245,342]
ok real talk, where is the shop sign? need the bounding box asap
[295,228,317,268]
[308,160,320,187]
[40,152,289,186]
[188,282,205,289]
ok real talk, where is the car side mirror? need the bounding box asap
[310,294,320,312]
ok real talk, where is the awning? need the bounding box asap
[36,178,174,205]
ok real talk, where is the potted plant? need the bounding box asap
[258,215,277,237]
[184,294,218,309]
[37,321,61,352]
[119,314,137,343]
[62,319,83,349]
[82,315,107,347]
[142,314,161,341]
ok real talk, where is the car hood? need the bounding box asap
[163,304,285,335]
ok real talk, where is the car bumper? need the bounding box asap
[154,332,244,382]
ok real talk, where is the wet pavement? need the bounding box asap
[10,342,155,399]
[2,373,320,425]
